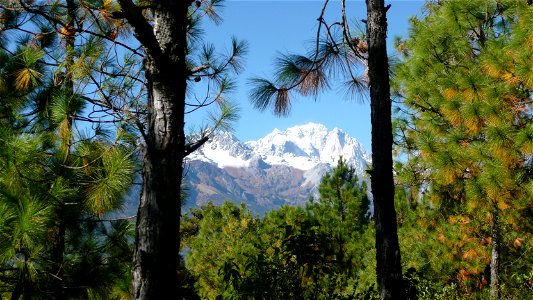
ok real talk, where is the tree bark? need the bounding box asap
[490,207,500,299]
[50,209,66,300]
[129,0,191,299]
[50,0,76,296]
[365,1,405,299]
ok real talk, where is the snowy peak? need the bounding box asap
[248,123,327,162]
[189,122,370,174]
[185,123,372,213]
[246,123,370,172]
[190,131,255,168]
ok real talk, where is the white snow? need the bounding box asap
[187,122,371,173]
[199,146,250,168]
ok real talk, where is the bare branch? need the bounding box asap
[116,0,162,62]
[184,136,209,157]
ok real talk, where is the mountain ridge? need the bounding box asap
[184,123,371,215]
[188,122,371,172]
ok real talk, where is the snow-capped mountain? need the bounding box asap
[189,123,370,172]
[184,123,371,215]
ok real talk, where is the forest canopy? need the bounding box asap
[0,0,531,299]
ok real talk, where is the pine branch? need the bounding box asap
[75,28,144,57]
[79,215,137,222]
[116,0,163,63]
[17,0,67,28]
[184,136,209,157]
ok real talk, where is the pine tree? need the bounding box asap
[248,0,405,297]
[112,1,246,297]
[308,157,370,270]
[394,1,532,298]
[0,43,136,298]
[365,1,405,297]
[306,157,375,297]
[3,1,246,298]
[182,160,376,299]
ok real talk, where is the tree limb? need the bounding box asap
[184,136,209,157]
[116,0,162,63]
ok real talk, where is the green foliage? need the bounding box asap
[0,7,137,297]
[309,157,370,233]
[0,121,136,299]
[182,159,378,299]
[393,0,532,298]
[182,202,261,299]
[181,118,529,299]
[82,143,136,216]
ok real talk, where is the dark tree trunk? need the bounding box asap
[50,211,66,300]
[10,264,27,300]
[50,0,76,296]
[10,282,22,300]
[128,0,191,299]
[365,1,405,299]
[490,207,500,299]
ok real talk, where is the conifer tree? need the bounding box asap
[2,0,246,298]
[0,39,136,298]
[111,1,246,298]
[182,161,375,299]
[308,157,370,270]
[394,1,532,298]
[249,0,405,297]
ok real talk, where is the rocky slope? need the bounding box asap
[184,123,371,215]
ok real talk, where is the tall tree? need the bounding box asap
[116,0,191,297]
[2,0,246,298]
[365,1,405,298]
[0,40,136,299]
[249,0,405,297]
[393,1,532,298]
[114,1,245,298]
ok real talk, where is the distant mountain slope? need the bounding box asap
[184,123,371,215]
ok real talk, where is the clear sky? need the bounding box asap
[187,0,426,152]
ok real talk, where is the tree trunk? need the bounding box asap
[365,1,405,299]
[10,283,21,300]
[50,210,66,300]
[131,1,190,299]
[490,207,500,299]
[50,0,76,296]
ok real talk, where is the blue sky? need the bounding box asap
[187,1,425,151]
